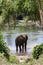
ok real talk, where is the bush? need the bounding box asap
[0,32,10,59]
[32,43,43,59]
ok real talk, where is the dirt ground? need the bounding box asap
[15,52,32,62]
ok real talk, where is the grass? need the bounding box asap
[0,53,43,65]
[9,55,19,63]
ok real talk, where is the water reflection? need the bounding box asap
[6,34,12,46]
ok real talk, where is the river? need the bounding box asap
[2,26,43,54]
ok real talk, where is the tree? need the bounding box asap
[0,0,41,27]
[14,0,40,21]
[38,0,43,27]
[0,0,17,28]
[0,0,2,15]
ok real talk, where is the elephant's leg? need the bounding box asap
[19,46,21,53]
[25,42,27,52]
[16,46,18,53]
[22,44,24,53]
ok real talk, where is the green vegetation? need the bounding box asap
[32,43,43,59]
[24,54,43,65]
[0,0,41,28]
[41,0,43,11]
[0,0,43,28]
[0,32,10,59]
[9,55,19,63]
[0,53,43,65]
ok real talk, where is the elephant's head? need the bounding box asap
[21,34,28,41]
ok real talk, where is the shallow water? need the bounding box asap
[2,27,43,54]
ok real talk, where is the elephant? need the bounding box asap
[15,34,28,53]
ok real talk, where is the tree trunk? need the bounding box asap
[38,0,43,28]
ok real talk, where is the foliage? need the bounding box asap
[41,0,43,11]
[0,0,41,26]
[14,0,40,20]
[9,55,19,63]
[0,0,17,27]
[32,43,43,59]
[0,32,10,58]
[1,0,16,23]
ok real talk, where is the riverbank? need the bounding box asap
[15,53,32,63]
[0,53,43,65]
[10,52,32,63]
